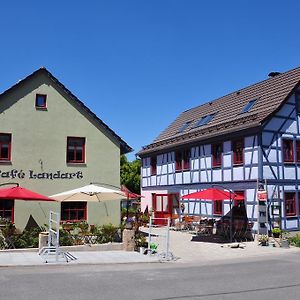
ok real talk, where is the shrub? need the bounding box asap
[12,227,43,248]
[59,229,74,246]
[97,224,119,243]
[288,234,300,247]
[272,228,282,237]
[135,231,148,249]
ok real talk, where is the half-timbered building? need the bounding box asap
[138,67,300,231]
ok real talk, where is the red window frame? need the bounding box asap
[285,192,296,216]
[296,141,300,162]
[61,201,87,222]
[35,94,47,108]
[234,191,245,207]
[183,149,191,170]
[233,139,244,165]
[67,137,85,163]
[0,200,14,222]
[150,156,157,175]
[212,143,222,167]
[175,151,182,171]
[175,149,190,171]
[214,200,223,215]
[0,133,12,161]
[283,139,294,163]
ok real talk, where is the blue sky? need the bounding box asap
[1,1,300,160]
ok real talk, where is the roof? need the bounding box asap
[138,66,300,156]
[0,67,133,154]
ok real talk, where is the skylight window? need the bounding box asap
[178,121,192,133]
[241,99,256,113]
[194,113,215,128]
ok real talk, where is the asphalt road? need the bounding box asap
[1,252,300,300]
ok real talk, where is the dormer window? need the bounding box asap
[194,113,215,128]
[241,99,256,113]
[35,94,47,108]
[177,121,192,134]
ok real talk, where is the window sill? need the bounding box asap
[233,163,244,166]
[212,165,222,169]
[0,160,12,165]
[67,163,87,167]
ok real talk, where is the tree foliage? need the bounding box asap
[120,155,141,194]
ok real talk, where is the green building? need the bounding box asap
[0,67,132,230]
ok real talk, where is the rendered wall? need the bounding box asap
[0,72,122,229]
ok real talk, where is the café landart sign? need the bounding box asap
[0,169,83,180]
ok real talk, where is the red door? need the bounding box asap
[152,194,178,225]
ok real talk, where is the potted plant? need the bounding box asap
[272,228,282,238]
[281,230,290,248]
[124,217,135,230]
[258,234,269,246]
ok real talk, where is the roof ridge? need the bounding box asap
[139,66,300,156]
[0,67,133,154]
[182,66,300,114]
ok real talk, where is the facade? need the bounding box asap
[138,67,300,231]
[0,68,132,230]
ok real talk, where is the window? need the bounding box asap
[0,200,14,222]
[175,149,190,171]
[234,191,245,207]
[67,137,85,163]
[214,200,223,215]
[61,202,87,222]
[297,141,300,162]
[212,143,222,167]
[0,133,11,161]
[296,92,300,114]
[35,94,47,108]
[285,192,296,216]
[150,156,157,175]
[194,114,215,128]
[183,150,191,170]
[282,139,294,163]
[177,121,192,134]
[175,151,183,171]
[241,99,256,113]
[233,139,244,165]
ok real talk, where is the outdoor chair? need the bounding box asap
[182,216,195,231]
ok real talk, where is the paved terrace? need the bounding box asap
[141,227,300,263]
[0,229,300,267]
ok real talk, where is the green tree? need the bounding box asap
[120,155,141,194]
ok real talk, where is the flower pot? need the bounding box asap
[260,240,269,246]
[281,239,289,248]
[125,222,133,230]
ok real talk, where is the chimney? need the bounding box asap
[268,71,281,78]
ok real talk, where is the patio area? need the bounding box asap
[140,226,300,264]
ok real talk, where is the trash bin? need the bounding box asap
[39,232,49,251]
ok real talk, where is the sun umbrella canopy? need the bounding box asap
[182,188,244,201]
[0,186,54,201]
[121,185,143,199]
[50,184,126,202]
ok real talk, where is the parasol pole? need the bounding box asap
[230,190,233,243]
[126,192,129,220]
